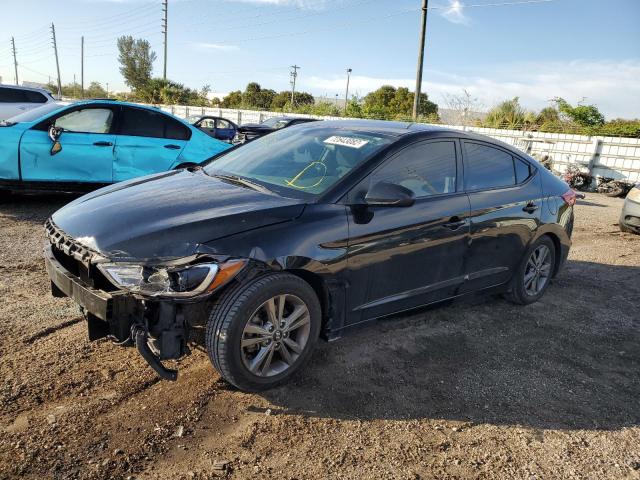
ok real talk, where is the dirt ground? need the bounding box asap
[0,192,639,480]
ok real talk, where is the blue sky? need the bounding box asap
[1,0,639,117]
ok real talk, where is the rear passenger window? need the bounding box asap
[464,142,515,190]
[515,157,532,183]
[0,88,27,103]
[118,107,191,140]
[24,91,48,103]
[371,141,457,197]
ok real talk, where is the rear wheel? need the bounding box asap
[505,236,556,305]
[206,273,321,391]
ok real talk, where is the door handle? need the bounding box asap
[164,144,181,150]
[523,202,539,214]
[93,141,113,147]
[443,216,467,230]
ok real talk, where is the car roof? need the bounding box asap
[304,119,531,158]
[0,83,53,94]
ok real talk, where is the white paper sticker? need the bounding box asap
[323,135,369,149]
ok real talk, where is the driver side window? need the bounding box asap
[55,108,113,134]
[370,141,457,198]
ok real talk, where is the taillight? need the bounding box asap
[561,189,577,206]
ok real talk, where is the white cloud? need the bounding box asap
[441,0,469,25]
[304,59,640,118]
[192,42,239,52]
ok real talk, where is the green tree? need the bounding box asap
[221,90,242,108]
[483,97,533,129]
[85,81,108,98]
[362,85,438,120]
[553,97,605,127]
[117,36,156,91]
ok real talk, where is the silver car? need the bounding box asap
[0,84,56,121]
[620,184,640,234]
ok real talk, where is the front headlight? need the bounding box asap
[627,186,640,203]
[98,260,245,298]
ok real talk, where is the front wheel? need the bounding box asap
[206,273,321,391]
[505,236,556,305]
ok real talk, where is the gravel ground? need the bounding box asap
[0,192,639,480]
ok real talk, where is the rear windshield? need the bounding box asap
[5,102,65,123]
[205,125,394,198]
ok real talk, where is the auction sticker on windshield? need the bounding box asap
[324,135,369,149]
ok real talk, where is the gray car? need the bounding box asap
[620,184,640,233]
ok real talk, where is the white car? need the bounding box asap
[0,84,56,121]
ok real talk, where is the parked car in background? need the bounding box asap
[619,183,640,233]
[44,120,575,391]
[0,100,232,194]
[0,84,56,120]
[234,116,319,143]
[187,115,238,142]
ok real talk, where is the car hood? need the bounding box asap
[51,169,305,261]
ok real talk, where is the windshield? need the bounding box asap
[5,102,66,123]
[204,126,394,198]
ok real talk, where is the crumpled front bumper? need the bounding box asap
[44,243,187,380]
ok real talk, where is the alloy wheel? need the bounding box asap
[523,244,553,296]
[240,294,311,377]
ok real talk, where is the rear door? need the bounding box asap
[20,105,116,183]
[113,106,190,181]
[460,141,543,292]
[215,118,236,141]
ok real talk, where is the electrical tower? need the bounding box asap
[412,0,428,120]
[290,65,300,107]
[51,23,62,98]
[11,37,18,85]
[162,0,168,80]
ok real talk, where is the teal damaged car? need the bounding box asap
[0,100,232,193]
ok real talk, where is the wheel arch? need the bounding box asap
[538,231,563,277]
[285,268,337,339]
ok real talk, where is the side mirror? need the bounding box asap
[48,125,63,155]
[364,181,415,207]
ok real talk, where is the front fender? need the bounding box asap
[0,124,28,180]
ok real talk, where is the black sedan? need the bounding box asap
[235,115,318,143]
[44,120,575,391]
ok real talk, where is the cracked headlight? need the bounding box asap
[98,260,245,298]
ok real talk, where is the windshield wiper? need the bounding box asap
[212,174,274,195]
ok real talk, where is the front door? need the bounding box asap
[112,106,189,182]
[345,140,470,323]
[20,106,115,183]
[215,118,236,141]
[460,141,543,292]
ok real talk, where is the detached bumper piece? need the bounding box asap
[44,243,185,381]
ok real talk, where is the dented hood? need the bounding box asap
[51,169,305,260]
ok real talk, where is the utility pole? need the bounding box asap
[412,0,428,120]
[51,23,62,99]
[106,82,109,97]
[162,0,168,81]
[344,68,352,110]
[289,65,300,107]
[11,37,18,85]
[81,36,84,98]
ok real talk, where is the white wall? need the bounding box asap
[163,104,640,183]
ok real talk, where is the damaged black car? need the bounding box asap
[44,120,575,391]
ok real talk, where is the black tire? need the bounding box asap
[206,273,321,392]
[505,236,556,305]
